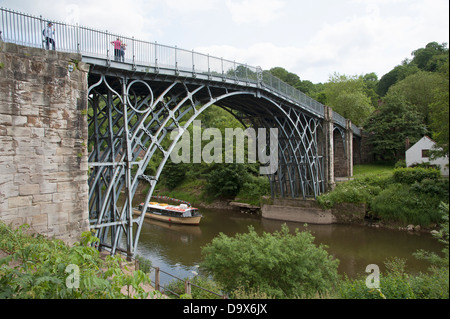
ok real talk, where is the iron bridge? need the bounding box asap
[0,7,361,258]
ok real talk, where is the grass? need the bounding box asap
[353,163,395,178]
[154,178,212,206]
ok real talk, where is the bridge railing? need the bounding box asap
[1,7,362,132]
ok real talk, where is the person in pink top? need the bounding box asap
[111,37,122,61]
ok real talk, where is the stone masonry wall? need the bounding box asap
[0,42,89,245]
[333,130,348,177]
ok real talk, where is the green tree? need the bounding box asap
[205,163,248,198]
[160,160,187,190]
[362,72,380,107]
[364,92,426,162]
[269,67,300,87]
[322,73,375,126]
[334,91,374,126]
[429,59,449,157]
[201,224,339,298]
[387,71,444,126]
[377,61,420,97]
[411,42,449,72]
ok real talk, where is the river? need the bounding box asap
[133,206,444,287]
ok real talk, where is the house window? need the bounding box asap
[422,149,430,158]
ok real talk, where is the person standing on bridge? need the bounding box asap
[43,22,55,50]
[120,42,127,62]
[111,37,123,61]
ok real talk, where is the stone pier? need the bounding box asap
[262,198,366,225]
[0,43,90,245]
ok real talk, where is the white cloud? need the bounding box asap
[165,0,220,13]
[1,0,448,83]
[196,0,449,83]
[225,0,285,25]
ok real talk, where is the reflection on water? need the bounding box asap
[134,207,444,286]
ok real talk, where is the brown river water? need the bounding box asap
[132,205,444,287]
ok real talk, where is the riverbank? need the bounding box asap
[317,167,448,232]
[139,165,447,234]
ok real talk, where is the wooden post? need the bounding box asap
[155,267,160,291]
[185,280,191,295]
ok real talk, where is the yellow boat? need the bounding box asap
[134,202,202,225]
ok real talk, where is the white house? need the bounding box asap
[405,136,449,176]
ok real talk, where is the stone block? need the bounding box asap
[56,182,73,193]
[39,182,57,194]
[11,115,27,126]
[0,174,13,185]
[0,139,16,156]
[19,183,40,196]
[0,156,16,171]
[40,202,62,217]
[31,127,45,137]
[8,196,32,208]
[52,192,75,203]
[32,193,53,204]
[6,126,31,137]
[28,213,48,227]
[18,204,41,217]
[0,181,19,198]
[0,115,12,125]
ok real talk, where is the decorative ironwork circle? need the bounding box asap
[126,80,154,114]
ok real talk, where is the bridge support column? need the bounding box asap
[324,106,335,191]
[346,119,354,178]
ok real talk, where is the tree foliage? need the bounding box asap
[387,71,444,126]
[377,42,448,97]
[429,59,449,157]
[364,92,426,162]
[201,224,339,298]
[411,42,449,72]
[0,224,158,299]
[377,62,420,97]
[205,163,248,198]
[321,73,376,126]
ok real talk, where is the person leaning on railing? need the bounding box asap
[43,21,55,50]
[111,37,123,61]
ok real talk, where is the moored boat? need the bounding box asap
[134,202,202,225]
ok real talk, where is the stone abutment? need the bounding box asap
[0,43,89,245]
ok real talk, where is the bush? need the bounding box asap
[160,161,187,190]
[338,258,415,299]
[318,166,448,226]
[370,178,448,226]
[393,167,440,184]
[201,224,339,298]
[370,183,445,226]
[236,175,270,205]
[317,175,390,208]
[410,267,449,299]
[205,163,248,198]
[0,223,155,299]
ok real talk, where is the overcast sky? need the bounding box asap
[1,0,449,83]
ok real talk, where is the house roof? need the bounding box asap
[422,135,436,143]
